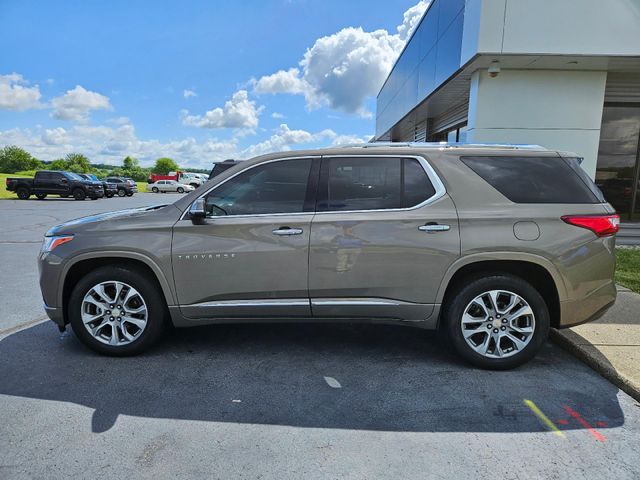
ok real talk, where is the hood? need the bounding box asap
[46,204,169,236]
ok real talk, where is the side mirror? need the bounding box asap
[189,197,207,224]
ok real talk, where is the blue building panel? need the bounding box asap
[376,0,466,137]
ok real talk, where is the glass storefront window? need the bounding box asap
[596,105,640,221]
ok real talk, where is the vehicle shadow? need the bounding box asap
[0,321,625,434]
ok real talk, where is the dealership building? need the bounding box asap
[375,0,640,221]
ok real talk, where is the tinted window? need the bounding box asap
[205,159,312,216]
[403,158,436,207]
[324,157,401,211]
[37,172,51,180]
[460,156,601,204]
[50,172,63,181]
[320,157,436,211]
[562,156,606,203]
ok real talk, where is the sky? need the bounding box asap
[0,0,428,169]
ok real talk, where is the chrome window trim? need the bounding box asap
[180,156,320,221]
[181,153,446,220]
[316,154,446,215]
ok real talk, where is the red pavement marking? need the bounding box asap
[596,421,608,428]
[563,405,607,442]
[557,419,569,425]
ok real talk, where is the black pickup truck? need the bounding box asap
[5,170,105,200]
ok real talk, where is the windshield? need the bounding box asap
[65,172,84,181]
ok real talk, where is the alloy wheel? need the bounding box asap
[460,290,535,359]
[81,281,148,346]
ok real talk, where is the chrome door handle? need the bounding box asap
[419,223,450,233]
[272,227,303,236]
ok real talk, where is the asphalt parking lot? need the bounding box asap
[1,194,640,479]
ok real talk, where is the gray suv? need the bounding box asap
[38,144,619,369]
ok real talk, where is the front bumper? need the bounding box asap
[44,304,65,327]
[39,250,66,325]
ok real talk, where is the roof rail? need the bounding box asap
[345,141,545,150]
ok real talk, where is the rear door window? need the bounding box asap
[319,157,437,211]
[460,155,602,204]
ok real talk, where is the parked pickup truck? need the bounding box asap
[5,170,105,200]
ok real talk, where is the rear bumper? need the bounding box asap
[558,280,617,328]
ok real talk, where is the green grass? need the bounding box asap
[616,248,640,294]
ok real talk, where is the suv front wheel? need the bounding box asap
[443,274,549,370]
[68,265,166,356]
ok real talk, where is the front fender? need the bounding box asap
[58,250,177,307]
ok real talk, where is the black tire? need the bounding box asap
[105,192,114,198]
[189,183,199,188]
[442,274,550,370]
[69,265,167,356]
[90,196,99,200]
[73,188,86,201]
[177,187,184,193]
[35,193,47,200]
[16,187,30,200]
[117,189,126,197]
[151,187,159,193]
[126,192,134,197]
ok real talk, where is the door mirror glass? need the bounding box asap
[189,197,207,223]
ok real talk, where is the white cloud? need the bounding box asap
[253,68,309,95]
[50,85,112,122]
[181,90,263,130]
[271,112,285,119]
[0,121,367,168]
[331,134,371,146]
[397,0,429,41]
[183,89,197,98]
[252,1,429,116]
[240,123,336,158]
[0,73,43,111]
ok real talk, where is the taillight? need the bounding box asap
[561,214,620,237]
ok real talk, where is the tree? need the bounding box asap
[153,157,178,175]
[64,153,92,173]
[0,145,41,173]
[123,156,139,170]
[49,159,68,171]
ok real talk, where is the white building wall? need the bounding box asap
[466,69,607,177]
[464,0,640,57]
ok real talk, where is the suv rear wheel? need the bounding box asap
[68,265,166,356]
[117,189,126,197]
[442,274,549,370]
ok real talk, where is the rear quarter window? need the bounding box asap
[460,155,602,204]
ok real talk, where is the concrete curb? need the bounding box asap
[550,329,640,402]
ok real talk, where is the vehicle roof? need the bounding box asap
[242,142,563,163]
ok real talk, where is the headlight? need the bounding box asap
[41,235,74,252]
